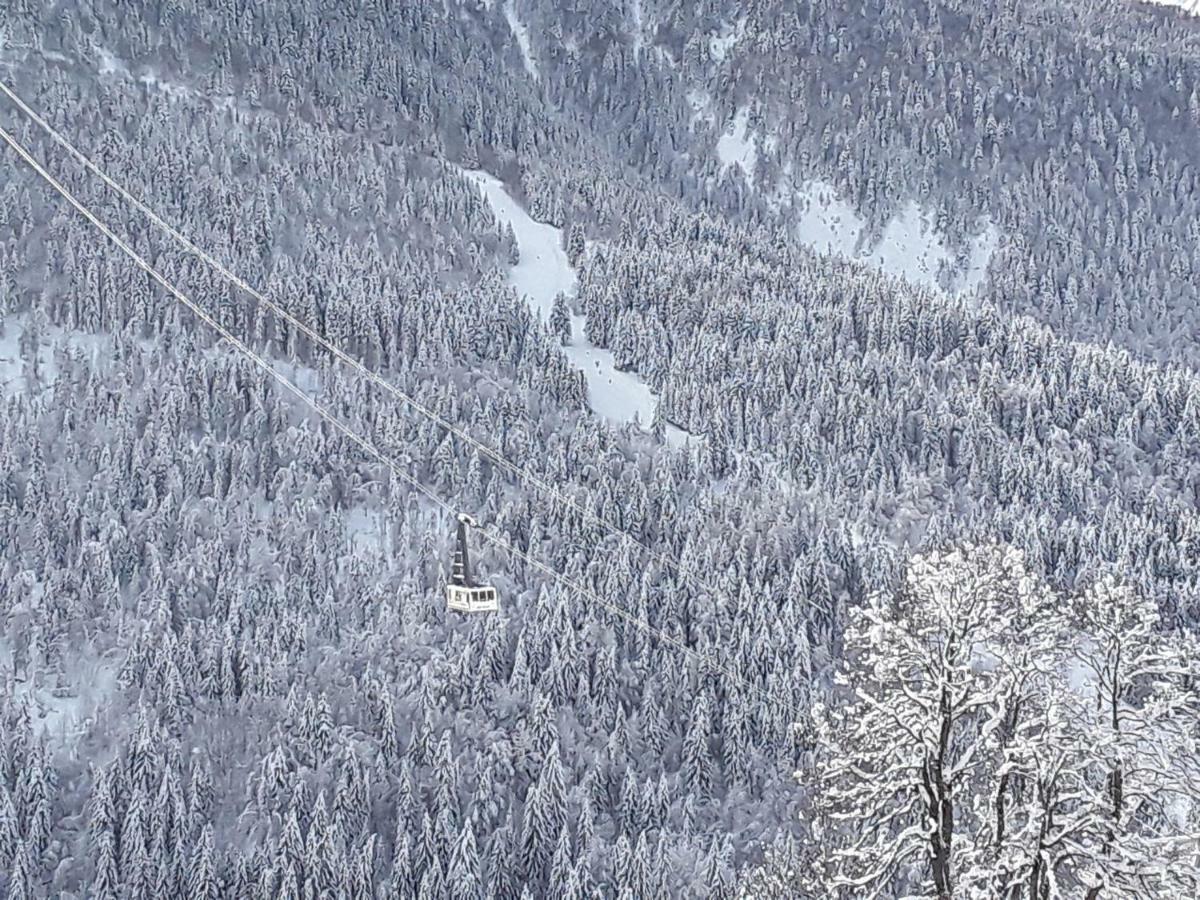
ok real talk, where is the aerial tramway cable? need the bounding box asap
[0,77,734,612]
[0,117,805,721]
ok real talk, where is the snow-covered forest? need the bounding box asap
[2,0,1200,896]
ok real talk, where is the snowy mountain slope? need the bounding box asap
[717,100,999,294]
[537,0,1200,362]
[4,0,1200,896]
[0,7,811,895]
[716,108,757,186]
[783,180,1000,294]
[0,315,110,397]
[460,169,577,321]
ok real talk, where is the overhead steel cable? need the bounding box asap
[0,77,732,608]
[0,118,806,722]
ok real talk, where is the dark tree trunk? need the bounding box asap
[923,682,954,900]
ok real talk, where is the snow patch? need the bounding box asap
[629,0,646,54]
[789,180,998,295]
[96,47,129,77]
[137,70,192,103]
[709,17,746,62]
[30,660,116,751]
[0,321,22,393]
[717,114,998,292]
[1064,654,1095,697]
[866,203,959,290]
[687,88,715,129]
[792,180,863,257]
[95,46,235,111]
[717,107,757,185]
[459,168,687,441]
[562,315,663,434]
[345,506,388,555]
[0,317,109,397]
[1,632,116,752]
[503,0,540,81]
[461,170,575,319]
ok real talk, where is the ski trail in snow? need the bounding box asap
[504,0,540,81]
[460,168,688,443]
[463,170,573,318]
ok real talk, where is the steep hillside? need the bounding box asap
[2,0,1200,897]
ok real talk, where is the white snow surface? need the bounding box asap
[717,107,757,185]
[0,317,109,396]
[0,623,116,752]
[460,168,686,442]
[0,322,22,393]
[790,180,999,295]
[709,17,746,62]
[503,0,540,81]
[462,169,576,319]
[629,0,646,54]
[96,46,128,77]
[13,660,116,751]
[1064,654,1095,696]
[563,313,660,430]
[718,108,998,293]
[687,88,716,128]
[96,46,235,110]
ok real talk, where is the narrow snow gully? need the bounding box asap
[460,169,688,445]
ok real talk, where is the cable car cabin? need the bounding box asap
[446,514,499,613]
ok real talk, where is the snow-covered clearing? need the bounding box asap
[12,658,116,752]
[709,17,746,62]
[345,506,390,556]
[96,46,128,77]
[860,201,999,295]
[0,626,116,754]
[687,88,716,128]
[718,108,999,294]
[0,317,110,397]
[717,107,758,186]
[784,179,997,294]
[96,46,234,110]
[503,0,540,81]
[461,170,576,320]
[459,169,687,443]
[0,322,22,393]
